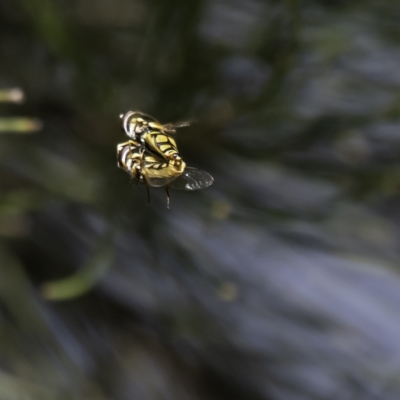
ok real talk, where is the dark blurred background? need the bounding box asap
[1,0,400,399]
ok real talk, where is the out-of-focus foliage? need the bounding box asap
[1,0,400,399]
[0,88,41,132]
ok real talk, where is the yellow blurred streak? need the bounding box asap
[0,118,42,133]
[0,88,25,103]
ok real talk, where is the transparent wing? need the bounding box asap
[146,175,179,187]
[170,167,214,191]
[162,119,196,132]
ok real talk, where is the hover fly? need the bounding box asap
[119,111,193,162]
[117,140,213,208]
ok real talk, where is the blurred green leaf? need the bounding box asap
[0,118,42,133]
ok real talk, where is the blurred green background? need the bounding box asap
[1,0,400,399]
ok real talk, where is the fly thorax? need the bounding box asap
[121,111,156,139]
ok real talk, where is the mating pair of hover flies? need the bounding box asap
[117,111,213,207]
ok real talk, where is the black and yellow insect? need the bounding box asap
[117,111,212,207]
[117,139,186,186]
[120,111,192,162]
[117,139,213,207]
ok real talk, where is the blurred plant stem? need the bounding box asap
[0,88,42,132]
[0,118,42,133]
[0,88,24,103]
[41,234,114,301]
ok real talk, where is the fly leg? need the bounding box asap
[133,144,145,187]
[141,176,151,205]
[134,166,141,186]
[165,185,171,209]
[140,152,151,205]
[128,141,138,185]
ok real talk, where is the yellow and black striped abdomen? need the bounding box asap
[143,153,185,179]
[143,131,180,161]
[117,140,185,184]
